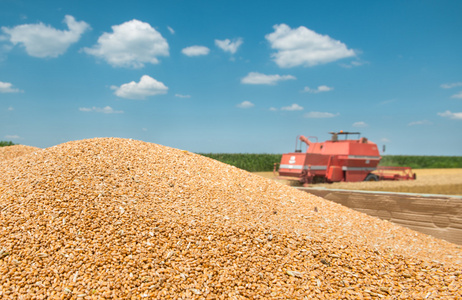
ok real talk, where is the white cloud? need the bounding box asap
[352,121,368,128]
[269,107,278,111]
[83,19,168,68]
[351,60,366,66]
[440,82,462,89]
[8,106,14,111]
[167,26,175,34]
[265,24,356,68]
[175,94,191,98]
[0,44,12,62]
[303,85,333,93]
[304,111,339,118]
[111,75,168,100]
[281,103,303,111]
[379,99,396,106]
[79,106,123,114]
[440,82,462,98]
[408,120,432,126]
[340,60,368,68]
[2,15,90,58]
[451,91,462,99]
[181,45,210,56]
[381,138,391,143]
[0,81,23,93]
[215,38,243,54]
[237,101,254,108]
[241,72,296,85]
[437,110,462,120]
[5,135,21,139]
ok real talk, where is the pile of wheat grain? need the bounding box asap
[0,145,41,161]
[0,138,460,299]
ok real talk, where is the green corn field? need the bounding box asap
[199,153,462,172]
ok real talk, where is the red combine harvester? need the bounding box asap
[276,131,415,185]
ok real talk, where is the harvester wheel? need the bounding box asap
[364,174,379,181]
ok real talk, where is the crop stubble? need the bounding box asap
[0,138,461,299]
[256,169,462,196]
[315,169,462,195]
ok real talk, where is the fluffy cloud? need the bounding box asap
[181,45,210,56]
[8,106,14,111]
[451,91,462,99]
[2,15,89,58]
[79,106,123,114]
[0,81,22,93]
[303,85,333,93]
[111,75,168,99]
[265,24,356,68]
[437,110,462,120]
[83,20,168,68]
[440,82,462,98]
[304,111,339,118]
[340,60,368,68]
[281,103,303,111]
[175,94,191,98]
[440,82,462,89]
[215,38,243,54]
[408,120,432,126]
[241,72,296,85]
[167,26,175,34]
[352,121,368,128]
[237,101,254,108]
[379,99,396,106]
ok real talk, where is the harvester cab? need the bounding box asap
[276,131,415,185]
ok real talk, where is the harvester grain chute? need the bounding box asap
[275,131,416,185]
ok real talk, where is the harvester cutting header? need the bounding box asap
[276,131,415,185]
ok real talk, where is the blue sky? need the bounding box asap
[0,0,461,155]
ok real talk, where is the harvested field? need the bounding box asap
[256,169,462,196]
[1,138,461,299]
[0,145,41,161]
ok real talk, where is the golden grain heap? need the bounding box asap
[0,138,461,299]
[0,145,41,161]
